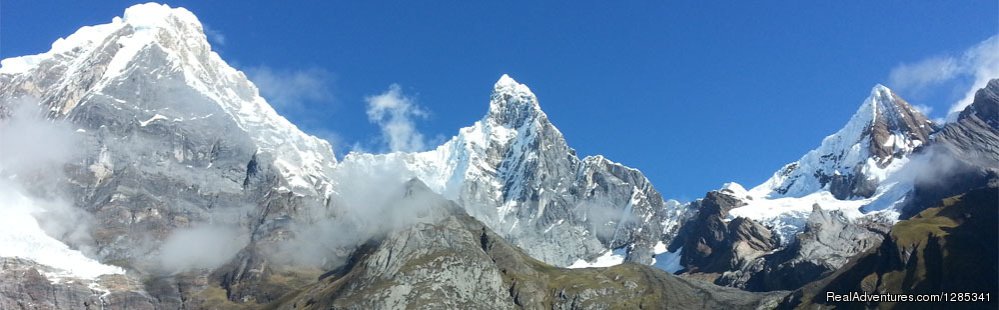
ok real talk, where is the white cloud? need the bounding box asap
[365,84,429,152]
[888,56,960,93]
[303,127,344,156]
[887,35,999,120]
[245,66,332,112]
[947,35,999,119]
[158,225,248,273]
[243,66,344,156]
[202,23,226,46]
[912,104,934,117]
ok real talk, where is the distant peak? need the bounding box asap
[485,74,545,127]
[121,3,200,29]
[751,84,936,198]
[493,74,534,96]
[871,83,891,93]
[496,74,517,87]
[868,84,896,103]
[848,84,908,127]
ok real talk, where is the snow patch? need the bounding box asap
[0,185,124,280]
[139,114,169,126]
[651,242,683,273]
[566,247,628,269]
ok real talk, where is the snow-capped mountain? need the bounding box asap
[750,84,935,200]
[0,3,337,288]
[666,83,995,292]
[719,85,937,241]
[338,75,681,266]
[0,3,337,196]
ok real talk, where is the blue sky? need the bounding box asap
[2,1,997,201]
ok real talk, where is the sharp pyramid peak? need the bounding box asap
[495,73,518,87]
[751,84,936,198]
[841,84,931,132]
[870,83,891,94]
[487,74,545,127]
[493,74,535,96]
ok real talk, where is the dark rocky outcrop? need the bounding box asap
[866,91,936,168]
[669,189,778,276]
[829,165,879,200]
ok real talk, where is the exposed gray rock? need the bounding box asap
[895,78,999,219]
[0,258,158,310]
[716,204,890,291]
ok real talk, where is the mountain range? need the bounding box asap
[0,3,995,309]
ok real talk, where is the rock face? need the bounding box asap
[898,78,999,219]
[0,258,158,310]
[668,188,778,276]
[338,75,680,266]
[270,180,785,310]
[751,85,935,200]
[781,186,998,309]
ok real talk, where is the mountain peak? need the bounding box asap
[492,74,535,97]
[861,84,936,165]
[0,3,207,75]
[751,85,935,199]
[870,83,890,94]
[959,78,999,129]
[495,73,517,86]
[487,74,544,128]
[121,3,201,31]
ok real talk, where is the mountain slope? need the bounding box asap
[780,186,998,309]
[268,179,785,310]
[899,78,999,218]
